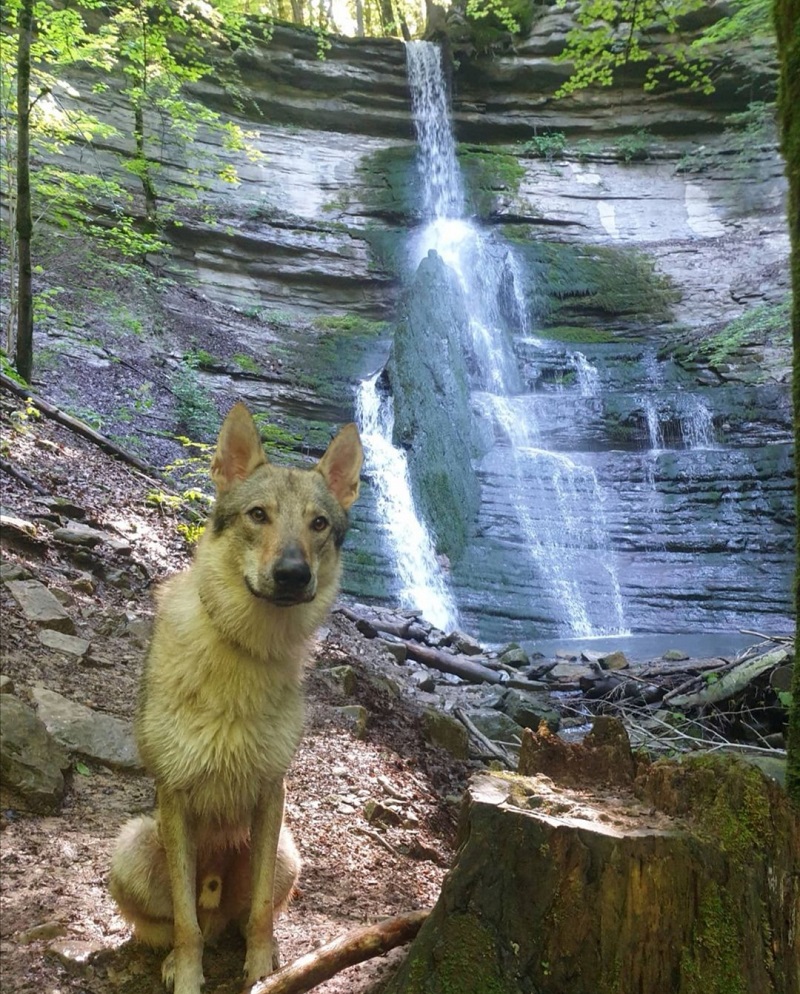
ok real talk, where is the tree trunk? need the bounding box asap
[14,0,34,384]
[133,103,157,222]
[774,0,800,808]
[290,0,305,25]
[355,0,364,37]
[385,724,800,994]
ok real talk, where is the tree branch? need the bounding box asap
[250,910,430,994]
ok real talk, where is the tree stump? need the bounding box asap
[384,720,800,994]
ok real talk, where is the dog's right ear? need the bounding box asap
[211,403,267,493]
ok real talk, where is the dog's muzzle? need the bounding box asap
[270,549,314,605]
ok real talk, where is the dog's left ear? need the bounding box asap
[316,423,363,510]
[211,402,267,493]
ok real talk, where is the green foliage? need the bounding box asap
[313,314,388,335]
[695,297,790,365]
[0,350,29,386]
[614,128,653,163]
[169,361,219,441]
[520,132,567,162]
[457,145,525,214]
[554,0,708,96]
[464,0,536,49]
[232,353,260,373]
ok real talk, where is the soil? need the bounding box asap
[0,393,472,994]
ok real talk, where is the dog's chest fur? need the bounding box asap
[136,573,307,829]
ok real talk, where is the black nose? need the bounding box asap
[273,550,312,591]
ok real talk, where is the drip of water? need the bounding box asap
[680,396,716,449]
[571,351,601,398]
[355,375,459,633]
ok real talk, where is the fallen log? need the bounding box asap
[663,647,790,709]
[251,909,430,994]
[0,372,165,481]
[400,640,507,685]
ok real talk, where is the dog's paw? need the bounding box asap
[242,944,274,988]
[162,949,205,993]
[161,950,176,990]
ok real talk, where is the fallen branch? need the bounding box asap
[663,648,790,710]
[251,909,430,994]
[0,372,166,482]
[454,707,515,768]
[0,455,49,494]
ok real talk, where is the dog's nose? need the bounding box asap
[273,550,312,591]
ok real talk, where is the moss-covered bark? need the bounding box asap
[774,0,800,808]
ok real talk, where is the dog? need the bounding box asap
[109,402,363,994]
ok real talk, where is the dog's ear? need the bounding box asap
[316,423,363,510]
[211,403,267,492]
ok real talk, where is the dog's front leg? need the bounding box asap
[159,789,204,994]
[243,777,285,988]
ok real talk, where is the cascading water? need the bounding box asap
[354,375,459,631]
[394,39,626,636]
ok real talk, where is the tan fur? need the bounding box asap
[109,404,362,994]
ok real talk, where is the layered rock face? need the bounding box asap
[53,18,792,642]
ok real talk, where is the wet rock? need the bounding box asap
[45,939,107,969]
[464,708,524,745]
[408,670,436,692]
[378,638,407,664]
[0,696,70,812]
[330,704,368,739]
[52,522,109,547]
[37,630,91,658]
[5,579,76,634]
[31,686,142,770]
[0,559,32,582]
[18,921,69,944]
[663,649,690,662]
[321,665,358,695]
[0,511,38,541]
[495,689,561,733]
[497,643,530,668]
[549,660,598,682]
[598,650,629,671]
[444,630,484,656]
[422,707,470,760]
[364,798,404,827]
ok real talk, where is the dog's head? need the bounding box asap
[208,403,363,607]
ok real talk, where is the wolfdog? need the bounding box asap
[109,402,363,994]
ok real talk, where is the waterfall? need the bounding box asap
[355,375,459,631]
[357,40,627,637]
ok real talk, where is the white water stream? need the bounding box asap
[357,40,628,636]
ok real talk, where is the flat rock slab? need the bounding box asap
[31,687,142,770]
[0,696,70,812]
[52,523,109,547]
[37,630,91,658]
[5,580,76,634]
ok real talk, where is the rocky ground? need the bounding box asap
[0,380,791,994]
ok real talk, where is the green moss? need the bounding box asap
[357,146,419,220]
[694,297,790,365]
[417,468,468,559]
[681,887,747,994]
[512,241,678,327]
[689,756,773,866]
[457,144,526,215]
[398,914,516,994]
[538,325,622,344]
[232,353,259,373]
[312,314,389,336]
[250,415,303,454]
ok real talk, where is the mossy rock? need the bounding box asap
[457,144,526,217]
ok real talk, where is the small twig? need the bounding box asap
[352,826,402,858]
[739,629,795,645]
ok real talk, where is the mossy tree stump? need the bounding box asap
[385,721,800,994]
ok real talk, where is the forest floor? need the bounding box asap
[0,392,471,994]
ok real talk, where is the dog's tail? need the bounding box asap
[109,815,174,947]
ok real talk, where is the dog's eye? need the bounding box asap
[248,507,269,524]
[310,515,329,532]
